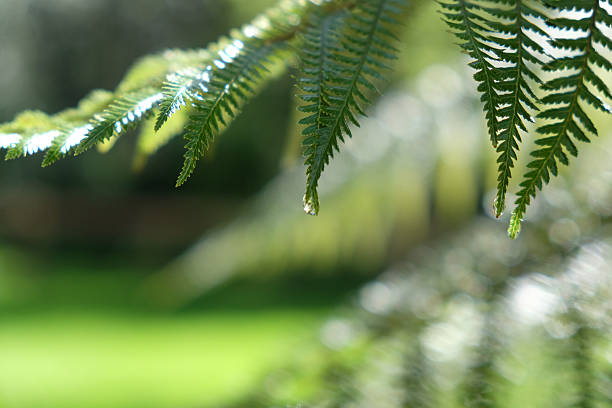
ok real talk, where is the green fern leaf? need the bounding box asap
[41,89,115,166]
[74,89,163,155]
[173,0,322,186]
[484,0,549,217]
[1,90,114,162]
[176,40,288,186]
[508,0,611,238]
[300,0,406,215]
[3,111,59,160]
[298,10,347,216]
[154,69,205,132]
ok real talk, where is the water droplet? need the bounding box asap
[303,195,317,216]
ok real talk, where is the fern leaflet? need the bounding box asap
[73,89,163,155]
[176,40,288,186]
[508,0,611,238]
[485,0,548,217]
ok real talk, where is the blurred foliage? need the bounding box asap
[228,217,612,408]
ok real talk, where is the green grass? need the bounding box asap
[0,248,362,408]
[0,309,326,408]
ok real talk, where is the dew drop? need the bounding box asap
[303,195,318,216]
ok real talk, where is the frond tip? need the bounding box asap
[299,0,406,215]
[175,40,287,187]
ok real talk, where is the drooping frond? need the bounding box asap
[175,39,290,186]
[299,0,406,216]
[166,0,318,186]
[439,0,553,218]
[483,1,549,217]
[508,0,612,238]
[0,0,318,173]
[297,9,347,215]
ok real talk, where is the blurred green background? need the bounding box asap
[0,1,611,408]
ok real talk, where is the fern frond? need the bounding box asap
[176,40,289,186]
[0,89,114,162]
[172,0,320,186]
[298,10,347,215]
[42,125,94,167]
[300,0,406,215]
[508,1,611,238]
[3,111,59,160]
[154,68,207,132]
[486,1,549,217]
[439,0,557,217]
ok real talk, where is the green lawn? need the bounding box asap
[0,249,357,408]
[0,309,326,408]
